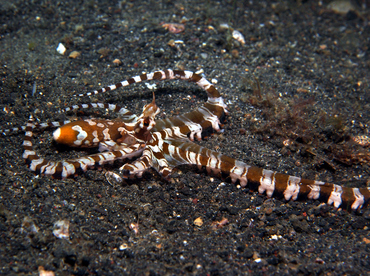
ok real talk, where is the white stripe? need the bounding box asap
[133,76,142,82]
[183,71,193,80]
[327,184,343,208]
[307,186,320,199]
[25,131,33,137]
[351,188,365,209]
[134,161,147,171]
[150,144,161,153]
[187,151,197,164]
[164,69,175,80]
[77,158,91,170]
[284,176,301,201]
[196,78,211,90]
[307,181,323,200]
[40,123,50,128]
[23,150,36,159]
[208,96,228,110]
[171,126,188,139]
[208,157,218,169]
[230,162,247,185]
[62,162,76,178]
[146,73,154,80]
[236,161,250,187]
[22,140,32,146]
[44,164,57,175]
[167,144,176,157]
[28,159,45,171]
[259,170,275,197]
[164,128,173,137]
[198,107,221,132]
[157,158,168,167]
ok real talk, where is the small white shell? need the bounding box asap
[232,30,245,45]
[56,43,66,55]
[219,23,230,30]
[53,220,69,239]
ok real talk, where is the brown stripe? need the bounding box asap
[52,163,65,179]
[115,82,123,88]
[246,166,264,191]
[173,70,185,77]
[140,73,148,81]
[90,155,103,163]
[161,142,170,156]
[153,72,162,80]
[207,86,220,97]
[113,151,124,159]
[27,155,39,161]
[70,161,81,173]
[341,187,356,209]
[191,74,202,82]
[140,158,150,167]
[177,145,190,161]
[162,169,170,179]
[127,78,136,84]
[24,135,32,141]
[204,103,225,118]
[34,160,50,174]
[273,173,290,197]
[296,178,316,198]
[219,155,236,175]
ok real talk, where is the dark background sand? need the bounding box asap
[0,0,369,275]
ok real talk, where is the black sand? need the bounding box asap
[0,1,369,275]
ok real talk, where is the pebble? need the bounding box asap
[161,23,185,34]
[200,53,208,59]
[327,0,357,14]
[53,220,70,239]
[231,49,239,58]
[56,43,66,55]
[68,51,81,59]
[38,266,55,276]
[219,23,230,31]
[97,47,110,57]
[119,243,129,250]
[232,30,245,45]
[113,58,122,66]
[351,135,370,147]
[193,217,203,227]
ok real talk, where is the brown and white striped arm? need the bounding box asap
[153,139,370,210]
[75,69,228,138]
[23,116,145,179]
